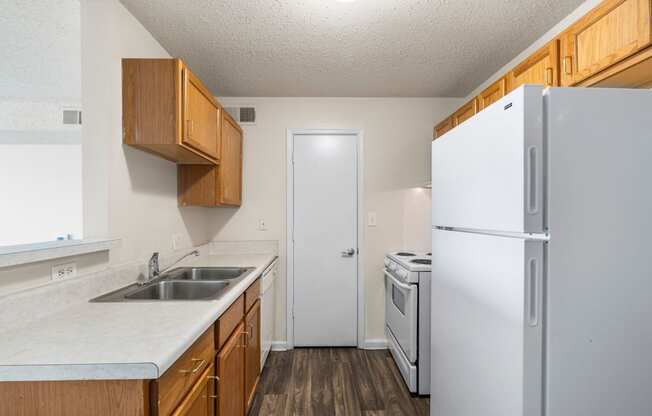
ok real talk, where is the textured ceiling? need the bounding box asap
[120,0,584,97]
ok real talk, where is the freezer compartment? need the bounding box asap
[386,325,417,393]
[431,229,543,416]
[431,85,544,234]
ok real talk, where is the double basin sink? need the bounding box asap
[91,267,254,302]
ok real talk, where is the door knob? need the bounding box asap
[341,248,355,257]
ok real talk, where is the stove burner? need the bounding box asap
[395,252,416,256]
[411,259,431,265]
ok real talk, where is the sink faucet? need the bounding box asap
[143,250,200,285]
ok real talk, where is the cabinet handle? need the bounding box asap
[186,119,194,139]
[207,375,220,381]
[208,395,218,400]
[563,56,572,75]
[180,358,205,374]
[545,67,553,86]
[242,330,250,347]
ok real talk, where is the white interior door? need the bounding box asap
[292,133,358,346]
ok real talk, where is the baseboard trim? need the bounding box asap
[361,338,388,350]
[271,340,387,351]
[271,341,290,351]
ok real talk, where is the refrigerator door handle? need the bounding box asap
[527,146,539,215]
[527,257,540,327]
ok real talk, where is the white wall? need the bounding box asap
[81,0,211,265]
[209,97,461,344]
[0,0,211,296]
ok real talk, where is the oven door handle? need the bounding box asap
[384,270,413,291]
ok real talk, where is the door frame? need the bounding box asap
[286,128,365,349]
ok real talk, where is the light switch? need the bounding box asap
[368,212,377,227]
[258,219,267,231]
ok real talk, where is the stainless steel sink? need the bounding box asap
[162,267,253,281]
[125,281,229,300]
[90,266,254,302]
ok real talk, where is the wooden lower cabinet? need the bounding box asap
[0,284,264,416]
[217,322,246,416]
[244,300,261,409]
[171,362,216,416]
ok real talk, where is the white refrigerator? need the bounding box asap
[430,85,652,416]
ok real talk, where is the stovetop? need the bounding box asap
[386,251,432,273]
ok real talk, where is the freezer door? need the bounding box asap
[431,85,544,233]
[431,229,543,416]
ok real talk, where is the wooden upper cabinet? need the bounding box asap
[177,111,243,207]
[508,40,560,91]
[122,58,220,165]
[182,68,221,161]
[217,113,243,206]
[433,116,454,139]
[477,77,507,111]
[244,300,261,411]
[217,322,245,416]
[451,99,478,126]
[560,0,652,86]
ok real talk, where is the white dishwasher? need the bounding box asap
[260,258,278,368]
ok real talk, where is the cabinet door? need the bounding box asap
[451,99,478,127]
[560,0,651,86]
[244,300,261,410]
[171,362,215,416]
[218,113,243,206]
[477,77,507,111]
[508,40,560,91]
[182,67,221,161]
[433,116,454,139]
[217,322,245,416]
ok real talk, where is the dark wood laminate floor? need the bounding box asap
[248,348,429,416]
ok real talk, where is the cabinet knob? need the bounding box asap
[563,56,572,75]
[545,67,553,86]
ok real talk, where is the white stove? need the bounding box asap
[384,250,431,395]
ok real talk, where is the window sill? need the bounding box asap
[0,239,121,269]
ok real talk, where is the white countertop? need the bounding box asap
[0,254,276,381]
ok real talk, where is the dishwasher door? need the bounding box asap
[260,259,278,367]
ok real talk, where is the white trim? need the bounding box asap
[271,341,290,352]
[0,238,121,268]
[286,129,365,350]
[361,339,388,350]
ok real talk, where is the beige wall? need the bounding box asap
[209,97,461,344]
[0,0,211,296]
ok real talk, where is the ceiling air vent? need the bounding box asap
[62,109,82,125]
[225,106,256,125]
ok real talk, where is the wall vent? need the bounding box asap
[62,109,82,125]
[225,106,256,125]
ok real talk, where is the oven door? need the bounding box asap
[385,269,418,363]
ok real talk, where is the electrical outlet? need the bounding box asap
[258,219,267,231]
[172,233,182,250]
[368,212,377,227]
[51,262,77,281]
